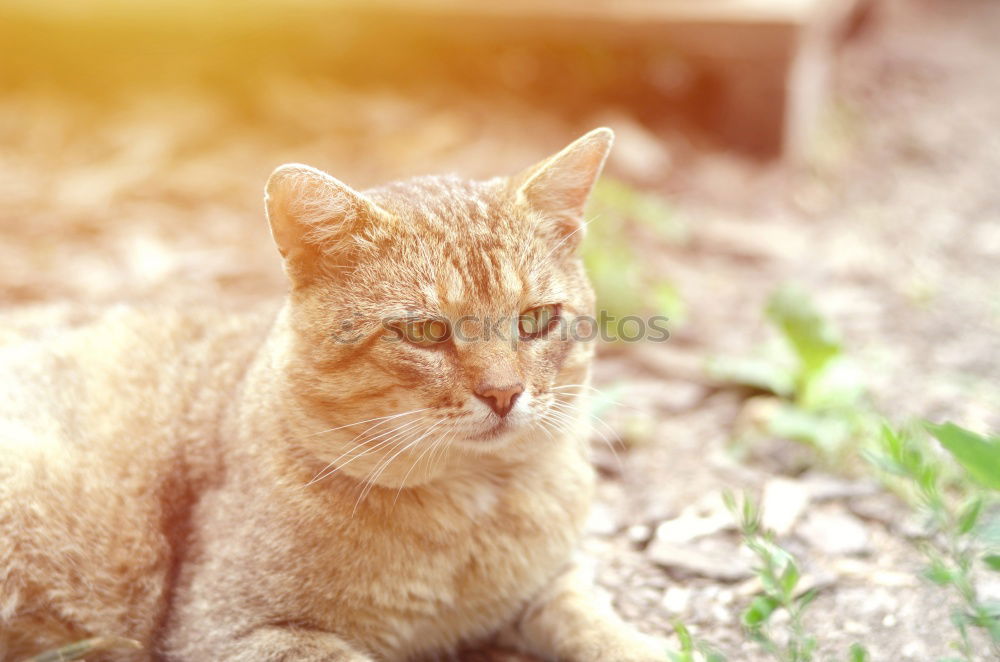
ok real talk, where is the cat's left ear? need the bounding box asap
[512,127,614,249]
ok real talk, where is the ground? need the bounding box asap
[0,0,997,659]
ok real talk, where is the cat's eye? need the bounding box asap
[395,318,451,347]
[519,304,561,340]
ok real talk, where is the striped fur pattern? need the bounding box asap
[1,129,667,660]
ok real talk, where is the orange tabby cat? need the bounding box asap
[0,129,665,661]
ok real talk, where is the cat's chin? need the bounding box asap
[455,418,541,453]
[470,420,513,443]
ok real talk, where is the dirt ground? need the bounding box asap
[1,0,997,659]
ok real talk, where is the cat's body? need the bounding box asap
[0,305,271,659]
[0,130,665,661]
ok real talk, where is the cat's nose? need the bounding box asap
[474,383,524,418]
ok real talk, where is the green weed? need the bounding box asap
[724,491,869,662]
[667,620,726,662]
[662,492,870,662]
[867,422,1000,660]
[708,286,874,463]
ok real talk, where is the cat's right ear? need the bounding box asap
[265,164,394,286]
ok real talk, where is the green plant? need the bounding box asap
[722,491,870,662]
[708,286,874,462]
[725,491,819,661]
[867,422,1000,660]
[667,620,727,662]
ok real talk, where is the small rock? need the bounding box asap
[846,492,896,524]
[857,587,898,615]
[850,492,930,539]
[896,514,932,539]
[797,508,872,556]
[761,477,811,536]
[977,574,1000,602]
[632,587,661,608]
[680,490,732,520]
[832,559,917,587]
[799,472,880,501]
[626,524,653,546]
[585,502,620,537]
[653,511,731,545]
[843,620,869,635]
[647,539,752,581]
[660,586,692,614]
[710,602,734,624]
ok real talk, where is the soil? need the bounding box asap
[1,0,997,659]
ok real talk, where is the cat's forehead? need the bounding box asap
[356,175,561,314]
[388,232,548,316]
[370,174,517,235]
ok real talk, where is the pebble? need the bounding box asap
[653,511,732,545]
[584,502,621,536]
[848,492,933,539]
[646,539,752,581]
[626,524,653,546]
[660,586,692,614]
[843,620,869,635]
[710,603,734,625]
[799,473,880,501]
[761,477,811,536]
[797,508,872,556]
[833,558,917,587]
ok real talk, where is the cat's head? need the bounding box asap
[264,128,613,485]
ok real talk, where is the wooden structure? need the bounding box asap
[336,0,875,158]
[1,0,875,158]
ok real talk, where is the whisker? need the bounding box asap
[307,418,425,485]
[392,421,453,506]
[533,416,561,445]
[306,417,428,486]
[348,425,427,511]
[302,407,430,439]
[544,404,623,470]
[425,425,459,485]
[353,419,444,514]
[549,384,641,412]
[548,399,621,445]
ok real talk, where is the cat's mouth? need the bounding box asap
[473,420,512,442]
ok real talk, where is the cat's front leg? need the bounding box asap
[211,626,374,662]
[503,560,668,662]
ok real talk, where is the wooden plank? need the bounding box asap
[346,0,822,24]
[0,0,874,158]
[325,0,870,158]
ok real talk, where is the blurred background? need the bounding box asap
[2,0,998,659]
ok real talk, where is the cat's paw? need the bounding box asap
[572,631,671,662]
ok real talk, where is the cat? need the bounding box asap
[0,128,667,661]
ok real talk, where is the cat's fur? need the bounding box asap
[0,129,665,661]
